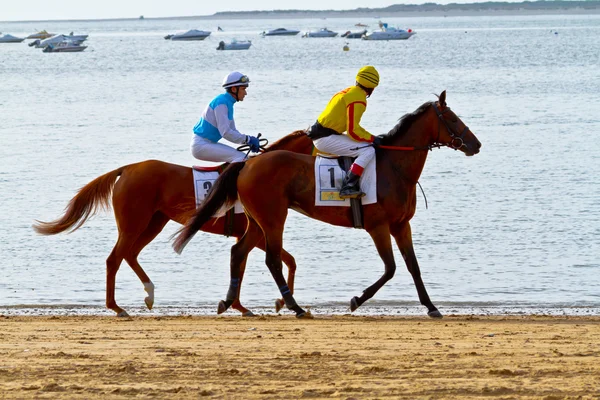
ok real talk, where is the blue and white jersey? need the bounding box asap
[193,92,248,144]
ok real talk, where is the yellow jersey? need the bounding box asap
[316,85,376,143]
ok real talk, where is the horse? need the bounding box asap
[173,91,482,318]
[32,131,315,317]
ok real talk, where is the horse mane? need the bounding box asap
[264,130,306,152]
[380,101,433,144]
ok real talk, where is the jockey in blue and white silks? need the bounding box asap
[190,72,261,163]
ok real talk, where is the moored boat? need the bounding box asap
[26,30,55,39]
[165,29,211,41]
[303,28,338,38]
[42,40,87,53]
[261,28,300,36]
[341,29,367,39]
[0,34,25,43]
[362,22,415,40]
[216,39,252,50]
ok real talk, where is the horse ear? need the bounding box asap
[439,90,446,107]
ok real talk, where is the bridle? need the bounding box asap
[431,102,469,151]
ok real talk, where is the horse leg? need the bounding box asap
[106,236,134,317]
[275,249,297,313]
[107,202,156,317]
[351,224,397,312]
[260,219,307,318]
[124,212,170,311]
[218,219,263,314]
[254,237,297,313]
[230,252,256,317]
[391,222,442,318]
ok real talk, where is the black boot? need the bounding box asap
[339,171,365,199]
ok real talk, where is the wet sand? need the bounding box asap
[1,315,599,399]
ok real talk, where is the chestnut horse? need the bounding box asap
[173,91,482,318]
[33,131,315,317]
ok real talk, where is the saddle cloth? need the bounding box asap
[192,168,244,215]
[314,156,377,207]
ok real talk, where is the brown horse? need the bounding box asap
[33,131,315,317]
[173,91,482,318]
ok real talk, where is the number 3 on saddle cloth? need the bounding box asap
[193,165,244,236]
[315,156,377,206]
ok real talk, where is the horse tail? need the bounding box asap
[32,166,127,235]
[173,161,246,254]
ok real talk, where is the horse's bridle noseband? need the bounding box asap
[432,102,469,151]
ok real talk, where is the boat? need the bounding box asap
[341,29,367,39]
[0,33,25,43]
[303,28,338,38]
[164,29,211,41]
[216,39,251,51]
[29,34,86,48]
[67,32,89,42]
[26,30,55,39]
[261,28,300,36]
[362,22,416,40]
[42,40,87,53]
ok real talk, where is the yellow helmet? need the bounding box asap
[356,66,379,89]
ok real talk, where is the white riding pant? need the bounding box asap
[313,134,375,169]
[190,135,247,163]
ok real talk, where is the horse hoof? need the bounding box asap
[217,300,228,315]
[242,310,256,317]
[117,310,130,318]
[428,310,443,319]
[275,299,284,313]
[350,296,360,312]
[144,297,154,310]
[296,310,313,319]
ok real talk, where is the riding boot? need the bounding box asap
[339,171,365,199]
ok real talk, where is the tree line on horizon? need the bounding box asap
[213,0,600,16]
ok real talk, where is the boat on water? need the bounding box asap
[164,29,211,41]
[216,39,252,51]
[26,30,55,39]
[362,22,416,41]
[341,29,367,39]
[42,40,87,53]
[303,28,338,38]
[0,33,25,43]
[261,28,300,36]
[29,34,87,48]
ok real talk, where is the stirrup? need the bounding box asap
[339,188,365,199]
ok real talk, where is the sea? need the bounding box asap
[1,14,599,317]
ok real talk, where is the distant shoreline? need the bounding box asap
[2,1,600,23]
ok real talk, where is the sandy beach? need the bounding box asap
[1,315,599,399]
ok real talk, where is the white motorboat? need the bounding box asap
[0,34,25,43]
[164,29,211,41]
[26,30,55,39]
[66,32,89,42]
[363,22,416,40]
[216,39,252,51]
[29,34,86,48]
[341,29,367,39]
[303,28,338,38]
[42,40,87,53]
[261,28,300,36]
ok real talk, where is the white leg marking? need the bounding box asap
[144,281,155,310]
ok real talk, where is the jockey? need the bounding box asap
[191,71,261,163]
[306,66,381,199]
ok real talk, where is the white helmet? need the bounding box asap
[222,71,250,88]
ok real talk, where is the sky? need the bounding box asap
[2,0,518,22]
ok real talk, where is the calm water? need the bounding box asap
[1,15,599,316]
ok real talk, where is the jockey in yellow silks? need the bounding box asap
[306,66,381,199]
